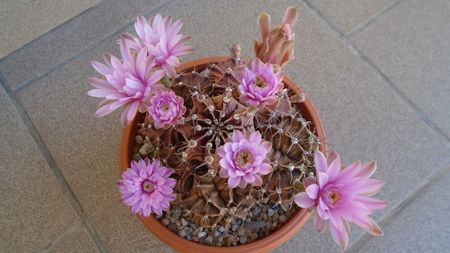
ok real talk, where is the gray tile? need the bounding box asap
[15,0,450,252]
[47,227,99,253]
[161,0,303,62]
[0,0,99,58]
[0,0,166,91]
[307,0,398,35]
[356,168,450,252]
[351,0,450,137]
[0,85,78,252]
[15,35,174,253]
[280,0,450,250]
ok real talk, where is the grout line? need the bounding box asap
[37,222,84,253]
[0,76,109,253]
[301,0,450,250]
[347,43,450,143]
[346,159,450,252]
[0,0,105,63]
[346,0,406,38]
[301,0,450,144]
[13,0,174,94]
[302,0,345,37]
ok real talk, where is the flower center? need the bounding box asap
[161,102,171,112]
[236,149,254,167]
[142,180,155,193]
[254,76,267,88]
[328,190,341,204]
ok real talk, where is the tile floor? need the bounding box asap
[1,0,449,252]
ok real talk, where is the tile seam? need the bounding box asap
[302,0,450,144]
[346,159,450,252]
[346,0,406,38]
[12,0,174,94]
[301,0,450,250]
[0,0,105,63]
[37,221,84,253]
[0,72,109,253]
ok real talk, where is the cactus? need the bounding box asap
[134,47,319,228]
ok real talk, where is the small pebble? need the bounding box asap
[239,236,247,244]
[161,218,169,226]
[139,143,153,155]
[168,223,176,231]
[225,236,234,247]
[178,230,187,238]
[198,231,207,238]
[268,208,275,217]
[205,236,214,244]
[279,215,288,223]
[132,153,142,161]
[135,135,144,144]
[272,213,279,221]
[181,218,188,226]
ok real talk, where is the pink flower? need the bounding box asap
[294,151,387,250]
[88,39,165,126]
[217,130,272,188]
[118,159,176,217]
[148,89,186,129]
[124,14,194,77]
[239,58,283,107]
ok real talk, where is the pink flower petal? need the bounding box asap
[259,163,272,175]
[135,15,148,39]
[329,222,349,250]
[95,100,128,117]
[303,176,317,188]
[354,196,388,210]
[293,192,315,208]
[282,6,298,26]
[357,161,377,179]
[228,177,241,188]
[317,198,330,219]
[326,152,341,180]
[253,175,263,186]
[136,49,148,80]
[305,184,319,199]
[91,61,111,76]
[164,55,180,67]
[314,214,327,233]
[317,172,329,188]
[124,101,139,126]
[87,89,110,98]
[356,179,385,196]
[314,151,328,173]
[119,38,133,64]
[352,216,384,236]
[326,151,338,165]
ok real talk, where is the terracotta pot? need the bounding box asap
[119,56,327,253]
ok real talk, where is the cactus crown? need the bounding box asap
[135,47,319,227]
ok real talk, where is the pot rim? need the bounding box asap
[119,56,327,253]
